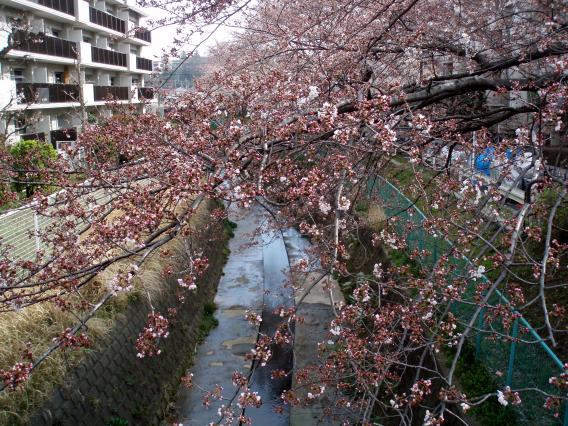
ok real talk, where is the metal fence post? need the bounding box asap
[33,210,41,257]
[432,237,438,264]
[506,317,519,387]
[475,306,486,359]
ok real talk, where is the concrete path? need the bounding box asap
[283,229,347,426]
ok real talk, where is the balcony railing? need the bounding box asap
[11,31,77,59]
[20,132,46,142]
[133,28,151,43]
[16,83,80,104]
[38,0,74,15]
[136,57,153,71]
[91,46,127,67]
[50,128,77,148]
[94,86,129,101]
[89,7,126,34]
[137,87,154,99]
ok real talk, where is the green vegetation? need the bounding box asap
[9,139,57,198]
[223,218,238,238]
[107,416,129,426]
[444,343,518,425]
[197,302,219,344]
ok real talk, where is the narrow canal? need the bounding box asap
[175,205,295,425]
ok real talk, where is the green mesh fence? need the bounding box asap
[369,176,567,425]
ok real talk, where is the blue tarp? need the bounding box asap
[474,147,495,176]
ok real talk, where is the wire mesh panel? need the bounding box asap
[0,208,38,261]
[512,330,564,425]
[0,186,116,264]
[371,175,566,425]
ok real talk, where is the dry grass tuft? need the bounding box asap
[366,205,387,232]
[0,303,111,424]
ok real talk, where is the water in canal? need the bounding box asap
[175,205,296,425]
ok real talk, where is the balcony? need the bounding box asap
[91,46,127,67]
[89,7,126,34]
[50,128,77,148]
[94,86,129,101]
[135,57,153,71]
[137,87,154,100]
[11,31,77,59]
[37,0,74,15]
[133,28,151,43]
[16,83,80,104]
[20,132,46,142]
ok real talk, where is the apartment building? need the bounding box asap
[0,0,157,151]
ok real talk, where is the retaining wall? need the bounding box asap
[30,209,228,426]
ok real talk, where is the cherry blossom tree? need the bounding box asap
[1,0,568,424]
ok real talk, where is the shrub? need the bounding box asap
[9,139,57,198]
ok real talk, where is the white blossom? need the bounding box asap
[319,197,332,215]
[497,390,508,406]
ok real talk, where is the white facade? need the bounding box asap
[0,0,157,148]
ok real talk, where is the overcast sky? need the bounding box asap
[143,8,236,60]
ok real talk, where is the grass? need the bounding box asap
[443,343,518,426]
[223,218,238,238]
[197,302,219,344]
[0,198,220,425]
[107,417,129,426]
[0,303,110,425]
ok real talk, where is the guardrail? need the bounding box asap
[0,176,152,263]
[11,30,77,59]
[89,7,126,33]
[16,83,80,104]
[91,46,127,67]
[38,0,74,15]
[94,86,129,101]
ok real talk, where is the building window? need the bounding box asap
[54,72,64,84]
[11,69,24,82]
[110,77,116,86]
[15,117,27,134]
[56,115,67,129]
[51,29,61,38]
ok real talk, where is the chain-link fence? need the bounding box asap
[0,188,113,262]
[369,175,567,425]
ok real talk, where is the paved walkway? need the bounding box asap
[283,229,346,426]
